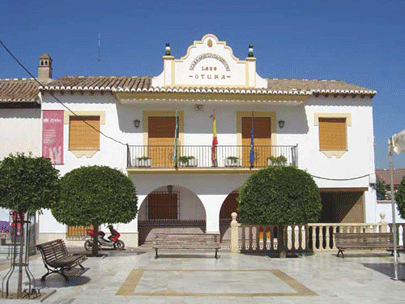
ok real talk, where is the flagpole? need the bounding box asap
[211,110,218,167]
[174,110,178,168]
[249,111,255,168]
[388,138,399,280]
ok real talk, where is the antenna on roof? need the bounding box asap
[97,33,102,75]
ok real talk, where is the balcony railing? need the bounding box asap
[127,145,298,169]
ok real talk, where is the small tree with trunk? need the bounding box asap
[51,166,138,256]
[0,153,59,297]
[237,166,321,257]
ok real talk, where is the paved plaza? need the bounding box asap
[0,247,404,303]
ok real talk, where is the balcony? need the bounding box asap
[127,145,298,172]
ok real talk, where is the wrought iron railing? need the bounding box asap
[127,145,298,168]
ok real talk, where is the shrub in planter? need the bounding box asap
[179,156,195,164]
[237,166,321,225]
[137,156,150,161]
[267,155,287,166]
[227,156,239,163]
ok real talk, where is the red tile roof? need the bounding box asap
[375,168,405,186]
[0,75,376,107]
[40,76,376,97]
[0,78,40,105]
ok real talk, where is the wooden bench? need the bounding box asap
[36,239,87,281]
[335,232,398,258]
[153,233,220,259]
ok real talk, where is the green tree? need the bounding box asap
[237,166,321,225]
[52,166,138,255]
[376,178,387,200]
[395,176,405,219]
[0,153,60,297]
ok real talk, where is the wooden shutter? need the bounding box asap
[148,193,177,219]
[148,117,177,167]
[242,117,271,167]
[67,225,93,238]
[69,116,100,150]
[319,118,346,150]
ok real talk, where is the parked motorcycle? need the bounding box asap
[84,225,125,251]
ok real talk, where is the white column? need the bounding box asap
[198,194,227,234]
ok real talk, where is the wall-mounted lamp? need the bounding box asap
[167,185,173,194]
[134,119,140,128]
[278,120,285,129]
[194,104,204,111]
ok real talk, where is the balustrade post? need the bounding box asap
[230,212,240,253]
[287,226,292,250]
[311,225,317,251]
[379,212,388,233]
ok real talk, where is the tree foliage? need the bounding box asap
[0,153,60,213]
[376,178,387,200]
[395,176,405,219]
[237,166,321,225]
[52,165,138,226]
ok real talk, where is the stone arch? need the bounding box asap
[137,184,207,245]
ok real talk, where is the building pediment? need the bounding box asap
[152,34,267,88]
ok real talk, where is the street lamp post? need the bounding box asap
[388,138,399,280]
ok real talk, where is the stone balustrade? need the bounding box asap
[229,212,403,254]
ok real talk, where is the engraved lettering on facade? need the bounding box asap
[189,53,231,71]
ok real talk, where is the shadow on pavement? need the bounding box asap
[363,262,405,281]
[31,275,91,288]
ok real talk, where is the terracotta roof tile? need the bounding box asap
[41,76,376,97]
[42,76,152,91]
[267,78,375,94]
[0,78,40,104]
[376,168,405,186]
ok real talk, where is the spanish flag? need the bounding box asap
[211,110,218,167]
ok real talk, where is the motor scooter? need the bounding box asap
[84,225,125,251]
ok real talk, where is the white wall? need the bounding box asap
[0,108,41,160]
[40,91,378,235]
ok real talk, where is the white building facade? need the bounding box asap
[2,35,379,247]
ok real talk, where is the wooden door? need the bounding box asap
[148,193,178,219]
[242,117,271,167]
[148,117,177,167]
[220,192,239,219]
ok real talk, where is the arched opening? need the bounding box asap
[219,190,239,242]
[138,185,206,245]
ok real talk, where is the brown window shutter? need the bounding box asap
[69,116,100,150]
[319,118,346,150]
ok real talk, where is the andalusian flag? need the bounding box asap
[249,111,255,167]
[211,110,218,166]
[173,110,178,167]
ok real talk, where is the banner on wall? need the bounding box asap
[42,110,64,164]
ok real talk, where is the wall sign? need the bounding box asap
[42,110,64,164]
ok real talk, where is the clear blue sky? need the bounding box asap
[1,0,404,169]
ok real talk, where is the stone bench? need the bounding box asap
[153,233,220,259]
[335,232,398,258]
